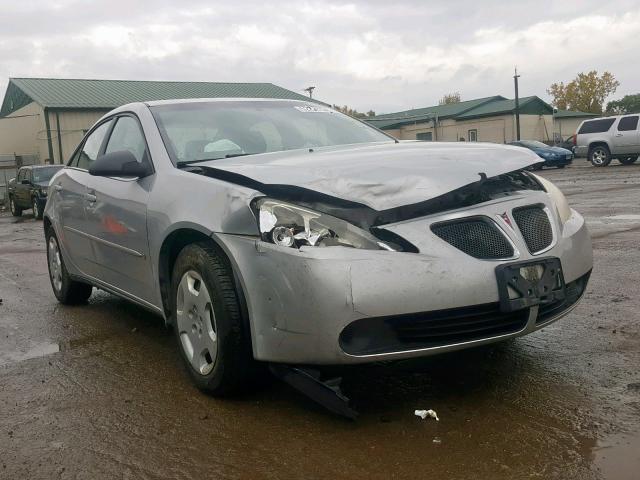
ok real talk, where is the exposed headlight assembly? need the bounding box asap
[533,174,571,223]
[255,198,394,250]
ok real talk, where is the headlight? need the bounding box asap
[254,198,394,250]
[533,174,571,223]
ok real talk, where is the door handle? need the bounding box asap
[615,133,623,137]
[84,193,97,203]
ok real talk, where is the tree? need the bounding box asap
[439,92,461,105]
[547,71,619,114]
[606,94,640,115]
[332,105,376,118]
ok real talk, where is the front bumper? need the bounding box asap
[216,193,593,365]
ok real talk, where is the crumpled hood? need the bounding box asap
[199,141,542,211]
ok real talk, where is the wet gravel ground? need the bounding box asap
[1,162,639,479]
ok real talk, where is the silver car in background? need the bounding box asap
[43,98,593,399]
[575,114,640,166]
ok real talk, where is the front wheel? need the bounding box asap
[619,156,638,165]
[32,198,43,220]
[9,196,22,217]
[46,228,93,304]
[171,242,254,396]
[589,145,611,167]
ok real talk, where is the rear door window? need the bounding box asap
[76,121,112,170]
[617,116,639,132]
[578,118,616,134]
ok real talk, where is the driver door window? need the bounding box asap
[76,121,112,170]
[104,116,148,163]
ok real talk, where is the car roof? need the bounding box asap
[143,97,314,107]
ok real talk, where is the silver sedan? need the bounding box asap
[44,98,593,398]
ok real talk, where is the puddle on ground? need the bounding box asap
[0,341,60,366]
[593,429,640,480]
[606,214,640,221]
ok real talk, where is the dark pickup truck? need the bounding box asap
[8,165,63,219]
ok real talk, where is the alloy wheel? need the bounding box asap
[33,199,39,218]
[48,236,63,293]
[592,148,606,165]
[176,270,218,375]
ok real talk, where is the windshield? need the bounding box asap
[32,166,62,183]
[150,101,393,165]
[518,140,548,149]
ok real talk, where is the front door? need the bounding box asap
[55,120,113,275]
[612,115,639,154]
[83,115,155,305]
[14,168,30,207]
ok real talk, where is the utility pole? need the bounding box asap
[303,86,315,99]
[513,67,521,141]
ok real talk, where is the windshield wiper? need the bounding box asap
[176,153,255,168]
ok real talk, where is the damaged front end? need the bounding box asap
[221,168,547,253]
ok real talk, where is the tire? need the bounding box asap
[171,242,254,396]
[32,197,43,220]
[9,196,22,217]
[46,227,93,304]
[589,145,611,167]
[619,156,638,165]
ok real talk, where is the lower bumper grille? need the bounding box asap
[340,303,529,356]
[537,271,591,324]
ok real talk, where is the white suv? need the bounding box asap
[575,114,640,167]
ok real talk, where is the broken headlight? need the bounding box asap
[532,174,571,223]
[255,198,393,250]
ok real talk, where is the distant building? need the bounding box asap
[366,95,598,144]
[0,78,316,164]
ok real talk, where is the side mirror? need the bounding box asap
[89,150,151,178]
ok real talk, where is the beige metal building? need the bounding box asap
[0,78,317,165]
[366,96,597,144]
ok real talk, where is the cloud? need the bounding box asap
[0,0,638,113]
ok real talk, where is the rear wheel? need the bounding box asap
[171,242,254,396]
[9,196,22,217]
[46,228,93,304]
[619,156,638,165]
[589,145,611,167]
[32,198,43,220]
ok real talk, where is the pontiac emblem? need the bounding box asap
[500,212,514,229]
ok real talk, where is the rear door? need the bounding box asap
[83,114,155,304]
[55,120,113,275]
[612,115,639,154]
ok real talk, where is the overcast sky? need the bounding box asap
[0,0,638,113]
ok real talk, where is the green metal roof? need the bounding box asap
[1,77,319,117]
[366,96,505,129]
[455,96,553,119]
[367,95,561,129]
[553,109,598,118]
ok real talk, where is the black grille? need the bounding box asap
[513,205,553,253]
[339,303,529,355]
[431,217,514,259]
[537,271,591,324]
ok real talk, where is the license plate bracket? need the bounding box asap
[495,257,566,312]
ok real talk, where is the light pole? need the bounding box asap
[514,67,521,141]
[303,86,315,99]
